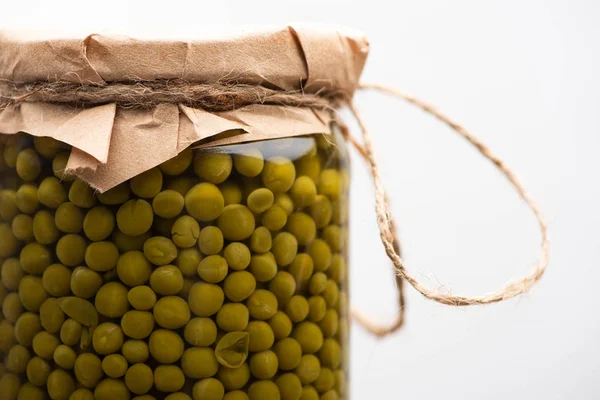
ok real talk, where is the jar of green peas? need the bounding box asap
[0,25,369,400]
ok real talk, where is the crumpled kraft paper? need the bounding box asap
[0,24,368,192]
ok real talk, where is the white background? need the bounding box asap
[2,1,599,399]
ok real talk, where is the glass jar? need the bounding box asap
[0,129,349,400]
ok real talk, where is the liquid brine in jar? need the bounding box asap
[0,129,350,400]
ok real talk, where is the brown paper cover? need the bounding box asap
[0,24,368,191]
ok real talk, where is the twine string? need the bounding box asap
[346,83,549,337]
[0,78,549,337]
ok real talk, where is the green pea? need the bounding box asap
[218,204,255,240]
[285,295,309,323]
[319,309,339,338]
[95,282,129,318]
[52,151,75,182]
[295,354,321,385]
[272,232,298,266]
[149,329,184,364]
[92,322,124,355]
[85,241,119,271]
[259,205,286,232]
[223,242,251,271]
[153,296,190,329]
[219,181,243,205]
[274,193,294,215]
[188,282,224,317]
[194,152,232,184]
[262,156,296,193]
[47,369,75,400]
[286,212,316,245]
[33,136,66,159]
[32,210,59,244]
[121,310,155,339]
[250,350,279,379]
[0,189,19,221]
[314,367,334,393]
[56,234,87,267]
[246,289,278,320]
[2,258,23,290]
[150,265,184,295]
[6,344,31,373]
[0,223,19,258]
[154,365,185,393]
[69,388,96,400]
[310,195,332,228]
[293,321,324,354]
[167,177,196,196]
[217,362,251,391]
[223,271,256,302]
[70,267,102,299]
[130,167,163,198]
[56,297,98,330]
[54,202,84,233]
[249,253,277,282]
[269,271,296,305]
[198,225,224,255]
[152,190,184,218]
[18,383,46,400]
[16,149,41,181]
[125,363,154,395]
[327,254,345,282]
[102,354,128,378]
[69,179,97,209]
[184,317,217,347]
[116,199,154,236]
[307,296,327,322]
[94,379,130,400]
[82,206,114,241]
[245,320,275,353]
[122,339,149,364]
[10,214,32,241]
[318,338,341,369]
[247,188,274,214]
[143,236,178,265]
[127,285,157,311]
[215,331,250,368]
[193,378,225,400]
[116,251,152,287]
[317,169,341,199]
[248,380,280,400]
[39,298,65,333]
[290,176,317,208]
[308,272,328,295]
[0,320,17,352]
[53,344,76,369]
[32,331,60,360]
[3,138,20,167]
[234,148,264,177]
[276,373,303,400]
[224,391,250,400]
[249,226,272,254]
[217,303,250,332]
[3,292,23,323]
[269,311,293,340]
[175,247,203,277]
[26,356,51,386]
[160,147,193,175]
[97,182,131,205]
[0,373,20,400]
[14,312,41,347]
[60,319,83,347]
[181,347,219,379]
[295,154,321,181]
[15,184,39,214]
[322,280,339,308]
[18,276,47,312]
